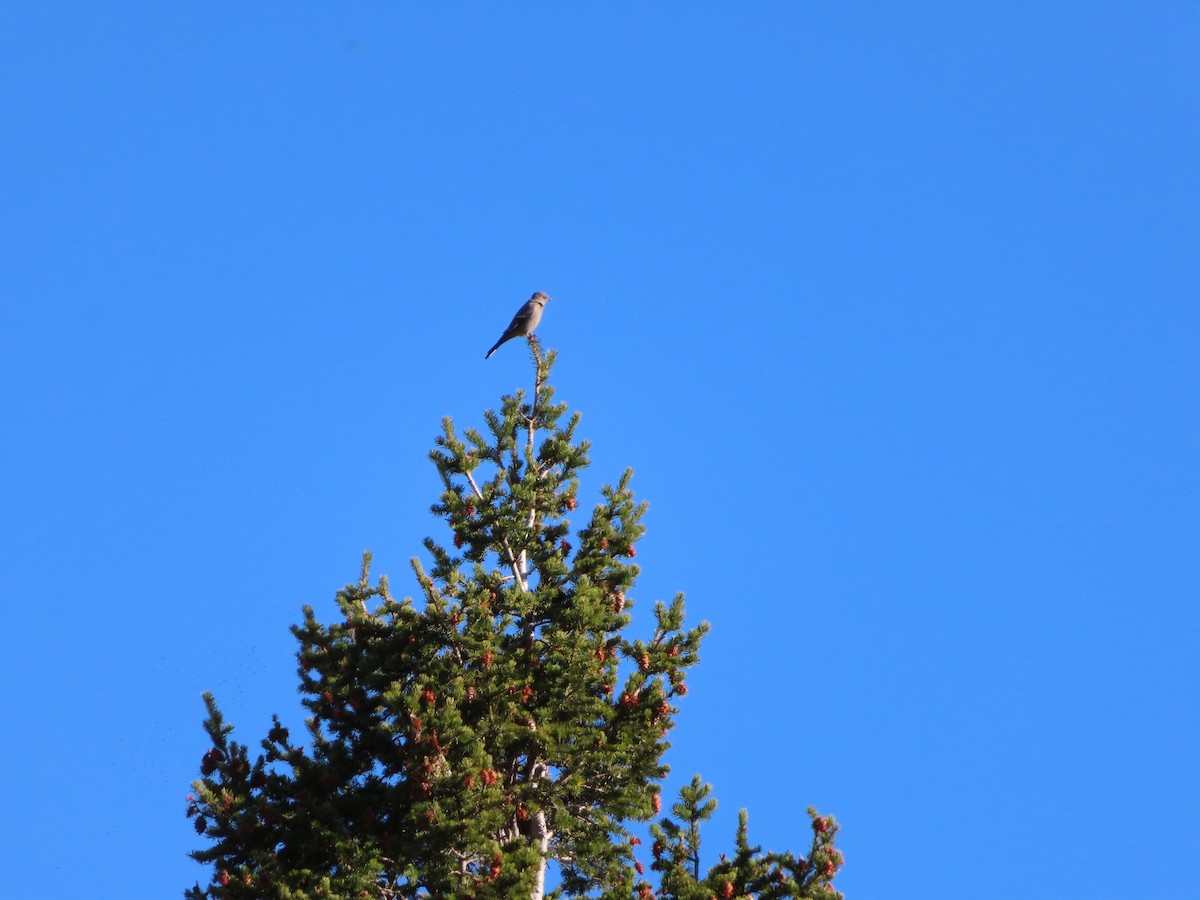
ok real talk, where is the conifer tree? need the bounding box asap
[186,342,844,899]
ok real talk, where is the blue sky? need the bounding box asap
[2,4,1197,897]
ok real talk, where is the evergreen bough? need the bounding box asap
[187,343,843,899]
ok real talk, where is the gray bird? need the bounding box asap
[485,292,550,359]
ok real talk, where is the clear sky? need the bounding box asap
[2,4,1196,898]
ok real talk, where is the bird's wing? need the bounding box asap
[505,301,536,332]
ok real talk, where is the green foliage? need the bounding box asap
[186,344,842,899]
[647,776,844,900]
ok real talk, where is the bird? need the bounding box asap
[485,292,550,359]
